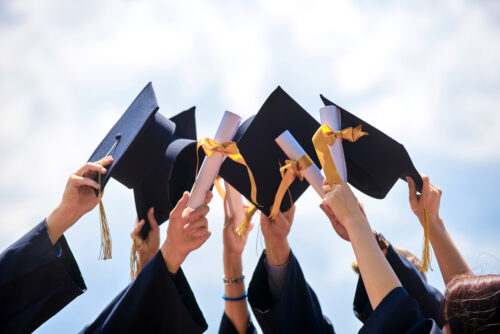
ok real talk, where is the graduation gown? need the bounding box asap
[81,251,208,333]
[218,312,257,334]
[353,245,444,327]
[359,287,442,334]
[0,220,86,333]
[247,250,335,334]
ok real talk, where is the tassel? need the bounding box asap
[236,206,257,237]
[130,240,138,281]
[97,171,112,260]
[419,208,432,272]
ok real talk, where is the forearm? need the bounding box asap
[46,204,80,245]
[265,238,290,266]
[348,222,401,309]
[429,218,471,285]
[223,251,249,334]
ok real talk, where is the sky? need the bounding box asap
[1,0,500,333]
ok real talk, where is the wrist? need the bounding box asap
[265,239,290,266]
[161,242,186,274]
[345,216,371,237]
[46,204,80,245]
[223,253,243,278]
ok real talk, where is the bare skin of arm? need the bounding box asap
[407,175,471,286]
[322,183,401,309]
[223,198,254,334]
[46,157,114,245]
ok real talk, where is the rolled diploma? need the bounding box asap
[224,180,246,226]
[275,130,325,198]
[320,105,347,182]
[188,111,242,209]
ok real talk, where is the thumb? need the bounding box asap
[406,176,418,205]
[147,207,159,231]
[171,192,190,218]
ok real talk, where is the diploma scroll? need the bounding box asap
[275,130,325,198]
[319,105,347,182]
[188,111,242,209]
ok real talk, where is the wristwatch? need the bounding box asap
[373,231,389,251]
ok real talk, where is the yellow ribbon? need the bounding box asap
[312,124,368,187]
[236,205,257,237]
[195,138,259,205]
[269,154,313,219]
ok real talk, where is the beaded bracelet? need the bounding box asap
[222,291,248,301]
[222,274,245,285]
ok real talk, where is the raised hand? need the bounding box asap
[223,200,253,257]
[161,191,213,274]
[260,205,295,266]
[46,156,114,244]
[407,174,442,226]
[130,207,160,273]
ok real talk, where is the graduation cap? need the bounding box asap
[320,95,430,272]
[219,86,321,216]
[88,83,201,260]
[319,94,423,198]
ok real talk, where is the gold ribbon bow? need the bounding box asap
[312,124,368,187]
[195,138,259,206]
[269,154,313,219]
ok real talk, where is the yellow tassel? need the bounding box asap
[130,240,138,281]
[236,206,257,237]
[97,173,112,260]
[419,208,432,272]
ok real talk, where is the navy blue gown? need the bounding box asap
[81,251,208,333]
[218,312,257,334]
[359,287,442,334]
[0,220,86,333]
[353,245,444,327]
[247,250,335,334]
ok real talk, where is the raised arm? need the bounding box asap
[220,198,254,334]
[46,156,114,244]
[322,183,401,309]
[407,175,471,286]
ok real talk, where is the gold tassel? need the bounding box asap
[236,205,257,237]
[130,240,138,281]
[97,171,112,260]
[419,208,432,272]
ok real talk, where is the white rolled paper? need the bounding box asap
[275,130,325,198]
[188,111,242,209]
[224,181,246,227]
[320,105,347,182]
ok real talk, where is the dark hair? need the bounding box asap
[444,274,500,333]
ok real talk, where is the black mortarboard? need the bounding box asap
[219,87,321,216]
[320,94,423,198]
[88,83,201,238]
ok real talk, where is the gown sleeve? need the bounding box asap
[0,220,86,334]
[247,250,335,334]
[218,312,257,334]
[80,251,208,334]
[353,245,444,327]
[359,287,443,334]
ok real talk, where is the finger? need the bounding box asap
[203,191,213,205]
[406,176,418,204]
[283,204,295,223]
[190,204,210,220]
[96,156,114,167]
[223,198,231,225]
[322,178,328,186]
[421,174,430,197]
[147,207,159,231]
[191,227,211,240]
[71,175,100,190]
[76,162,108,177]
[260,211,271,225]
[247,222,255,234]
[187,217,208,231]
[131,219,145,238]
[171,192,190,218]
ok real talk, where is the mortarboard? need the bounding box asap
[219,86,321,216]
[88,83,202,258]
[319,94,423,198]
